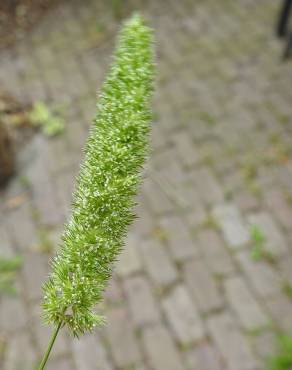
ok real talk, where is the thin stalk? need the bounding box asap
[37,321,62,370]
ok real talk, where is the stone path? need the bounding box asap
[1,0,292,369]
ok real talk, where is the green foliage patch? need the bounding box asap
[250,225,275,263]
[30,101,64,137]
[267,335,292,370]
[0,255,22,295]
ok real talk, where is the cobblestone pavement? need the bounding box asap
[1,0,292,369]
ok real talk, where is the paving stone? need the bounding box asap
[236,251,282,299]
[116,233,142,278]
[278,254,292,283]
[160,215,197,261]
[103,276,124,305]
[248,212,288,256]
[26,137,63,226]
[140,239,178,288]
[172,131,199,167]
[190,168,224,206]
[152,163,190,209]
[265,294,292,332]
[6,203,38,251]
[142,178,173,214]
[0,296,28,332]
[153,159,184,185]
[264,189,292,231]
[0,220,14,257]
[207,312,259,370]
[141,324,184,370]
[105,307,141,368]
[213,204,250,249]
[183,258,223,313]
[134,199,155,236]
[72,333,113,370]
[162,284,205,345]
[224,276,269,331]
[233,192,259,213]
[252,331,277,360]
[182,175,208,221]
[123,275,160,327]
[21,251,49,302]
[197,229,235,276]
[185,341,224,370]
[46,356,76,370]
[184,196,207,227]
[3,332,38,370]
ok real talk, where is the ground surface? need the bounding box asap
[1,0,292,369]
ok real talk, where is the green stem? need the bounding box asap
[37,321,62,370]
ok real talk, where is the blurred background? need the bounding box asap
[1,1,292,369]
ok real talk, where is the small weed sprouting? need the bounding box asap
[267,334,292,370]
[250,225,276,264]
[282,281,292,299]
[30,101,64,137]
[0,255,22,296]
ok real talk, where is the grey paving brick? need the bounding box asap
[183,258,223,313]
[248,212,288,256]
[191,168,224,205]
[264,189,292,231]
[224,276,269,331]
[103,276,124,305]
[25,141,63,226]
[153,159,184,185]
[160,215,197,261]
[141,324,184,370]
[162,284,205,345]
[184,196,207,227]
[152,164,190,210]
[278,254,292,283]
[31,174,63,227]
[46,356,76,370]
[140,239,178,288]
[197,229,235,276]
[252,331,277,360]
[0,220,14,257]
[6,203,37,251]
[116,233,142,278]
[21,251,49,302]
[123,275,160,327]
[208,312,259,370]
[142,178,173,214]
[72,333,113,370]
[213,204,250,249]
[105,307,141,368]
[0,296,28,332]
[172,131,199,167]
[3,332,37,370]
[265,294,292,332]
[236,251,282,299]
[134,199,155,236]
[185,342,224,370]
[233,192,259,213]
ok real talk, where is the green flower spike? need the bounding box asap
[42,14,154,338]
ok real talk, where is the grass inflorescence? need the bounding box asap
[42,14,155,337]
